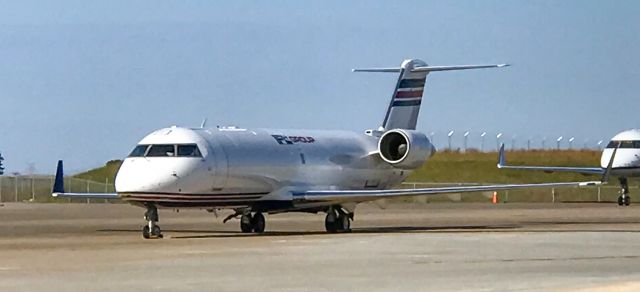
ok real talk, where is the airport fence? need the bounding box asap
[0,176,632,204]
[399,182,635,203]
[0,175,115,203]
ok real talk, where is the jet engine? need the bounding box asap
[378,129,435,169]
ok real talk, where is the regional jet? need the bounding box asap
[498,129,640,206]
[52,59,602,239]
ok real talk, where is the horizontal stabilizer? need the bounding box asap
[51,160,120,200]
[353,63,509,73]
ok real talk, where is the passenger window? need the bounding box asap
[146,145,176,157]
[177,144,202,157]
[129,145,149,157]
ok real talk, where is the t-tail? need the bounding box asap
[353,59,509,130]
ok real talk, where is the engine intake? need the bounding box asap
[378,129,435,169]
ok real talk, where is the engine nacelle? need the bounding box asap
[378,129,435,169]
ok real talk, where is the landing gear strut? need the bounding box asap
[324,206,352,233]
[142,204,162,239]
[240,211,266,233]
[617,177,631,206]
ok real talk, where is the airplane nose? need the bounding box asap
[115,158,201,193]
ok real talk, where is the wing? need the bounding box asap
[51,160,120,200]
[293,180,601,204]
[497,144,604,175]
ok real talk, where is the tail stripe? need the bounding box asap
[395,90,423,98]
[392,99,422,107]
[398,79,426,88]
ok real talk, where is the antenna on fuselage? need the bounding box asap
[200,118,208,128]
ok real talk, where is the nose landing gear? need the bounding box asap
[617,177,631,206]
[142,204,163,239]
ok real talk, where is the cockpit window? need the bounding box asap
[177,144,202,157]
[146,144,176,157]
[606,140,640,149]
[129,145,149,157]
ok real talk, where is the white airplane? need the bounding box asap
[498,129,640,206]
[52,59,603,239]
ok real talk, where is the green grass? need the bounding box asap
[409,149,603,183]
[74,160,122,183]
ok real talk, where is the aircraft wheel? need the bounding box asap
[618,196,624,206]
[152,225,163,238]
[142,225,151,239]
[325,210,338,233]
[338,214,351,232]
[252,212,266,233]
[240,213,253,233]
[624,196,631,206]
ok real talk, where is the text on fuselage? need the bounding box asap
[272,135,316,145]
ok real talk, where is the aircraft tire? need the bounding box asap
[624,196,631,206]
[618,196,624,206]
[252,212,266,233]
[325,211,338,233]
[241,214,253,233]
[152,225,162,238]
[142,225,151,239]
[338,214,351,232]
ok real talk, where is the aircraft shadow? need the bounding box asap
[98,221,640,240]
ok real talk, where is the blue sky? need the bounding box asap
[0,1,639,174]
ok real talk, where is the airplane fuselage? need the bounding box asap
[115,126,418,209]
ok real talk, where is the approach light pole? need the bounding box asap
[597,140,604,150]
[463,131,470,152]
[496,133,503,151]
[527,137,531,151]
[480,132,487,152]
[511,135,516,150]
[557,136,563,150]
[542,137,546,149]
[447,131,454,150]
[583,139,589,150]
[568,137,575,149]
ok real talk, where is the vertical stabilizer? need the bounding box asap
[382,59,428,130]
[353,59,508,130]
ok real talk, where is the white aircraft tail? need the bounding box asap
[353,59,509,130]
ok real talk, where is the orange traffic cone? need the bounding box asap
[492,192,498,204]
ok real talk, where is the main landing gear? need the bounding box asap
[240,211,266,233]
[324,206,352,233]
[617,177,631,206]
[223,209,266,233]
[142,204,163,239]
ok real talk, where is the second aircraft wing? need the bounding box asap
[497,144,604,175]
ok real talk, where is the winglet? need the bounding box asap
[497,143,506,168]
[601,141,620,183]
[52,160,64,195]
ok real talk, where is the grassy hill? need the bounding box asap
[409,149,603,183]
[74,160,123,183]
